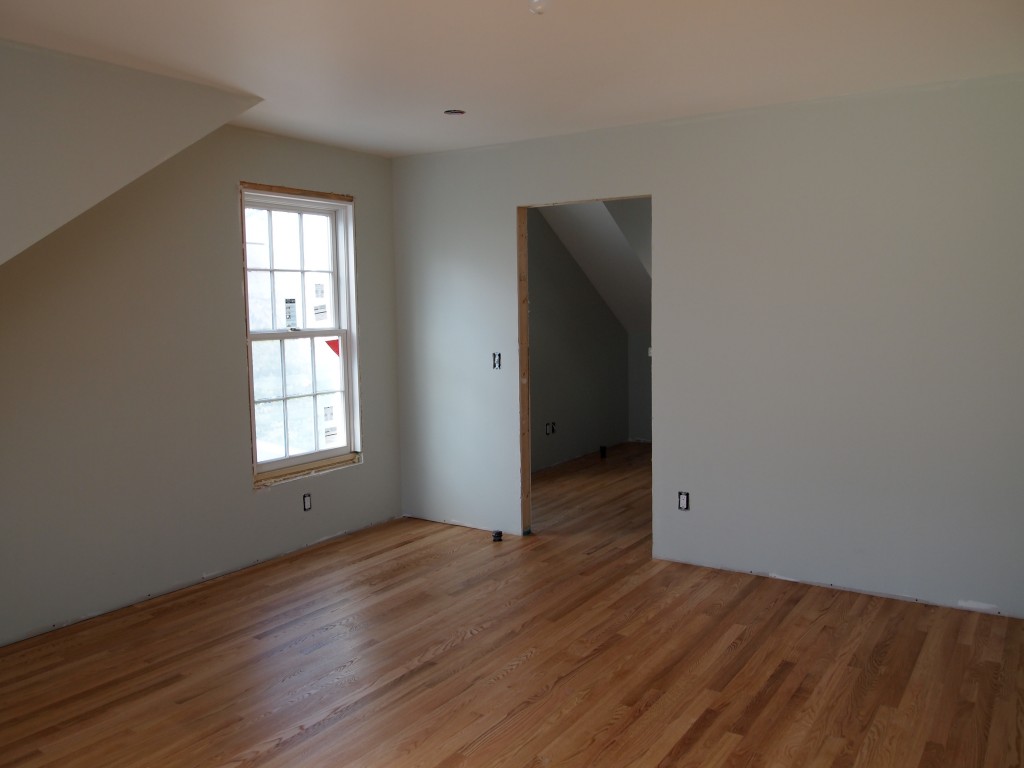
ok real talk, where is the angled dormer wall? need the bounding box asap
[0,40,260,267]
[528,208,629,470]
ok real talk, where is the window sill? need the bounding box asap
[254,452,362,489]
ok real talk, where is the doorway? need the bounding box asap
[517,197,652,533]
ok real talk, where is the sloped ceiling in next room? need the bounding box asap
[0,40,259,268]
[539,198,652,335]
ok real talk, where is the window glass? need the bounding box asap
[286,396,316,456]
[273,272,302,330]
[314,337,343,393]
[247,271,273,332]
[302,214,332,271]
[255,401,286,462]
[304,272,334,328]
[271,210,301,270]
[284,338,313,397]
[252,340,283,401]
[245,209,270,269]
[317,392,345,448]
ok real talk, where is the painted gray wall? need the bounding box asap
[628,332,652,442]
[0,126,400,646]
[394,74,1024,617]
[528,209,628,470]
[0,40,258,268]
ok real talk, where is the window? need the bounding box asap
[241,183,360,483]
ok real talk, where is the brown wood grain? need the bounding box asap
[0,443,1020,767]
[517,204,531,535]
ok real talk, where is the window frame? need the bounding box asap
[240,182,362,485]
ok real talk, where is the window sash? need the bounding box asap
[247,331,354,472]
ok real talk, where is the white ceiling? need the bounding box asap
[2,0,1023,157]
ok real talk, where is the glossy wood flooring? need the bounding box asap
[1,443,1021,767]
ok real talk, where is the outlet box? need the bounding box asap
[678,492,689,511]
[303,493,312,511]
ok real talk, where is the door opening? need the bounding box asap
[517,196,652,534]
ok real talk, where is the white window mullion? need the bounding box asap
[297,213,306,327]
[278,339,289,457]
[266,208,278,332]
[311,331,321,451]
[339,329,351,451]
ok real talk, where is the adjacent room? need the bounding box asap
[2,1,1022,765]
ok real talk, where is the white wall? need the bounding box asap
[528,209,628,470]
[394,74,1024,616]
[0,126,401,645]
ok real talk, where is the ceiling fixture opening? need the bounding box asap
[444,109,466,116]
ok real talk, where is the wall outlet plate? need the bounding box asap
[303,493,312,511]
[678,492,689,510]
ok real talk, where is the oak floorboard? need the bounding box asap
[1,442,1021,767]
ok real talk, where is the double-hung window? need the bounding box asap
[241,183,360,483]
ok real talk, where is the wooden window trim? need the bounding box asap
[240,181,353,204]
[254,451,363,489]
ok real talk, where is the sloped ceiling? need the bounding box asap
[605,198,652,277]
[539,199,652,334]
[0,40,259,267]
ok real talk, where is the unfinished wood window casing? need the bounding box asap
[241,183,361,486]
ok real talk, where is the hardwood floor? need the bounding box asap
[1,443,1021,767]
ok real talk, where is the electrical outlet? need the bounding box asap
[678,492,689,511]
[550,421,556,434]
[303,493,312,511]
[492,352,502,369]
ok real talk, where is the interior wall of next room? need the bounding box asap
[527,208,628,470]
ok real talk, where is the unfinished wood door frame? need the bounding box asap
[517,206,532,535]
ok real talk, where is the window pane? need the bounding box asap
[302,214,332,272]
[247,270,273,331]
[286,397,316,456]
[255,401,286,462]
[284,337,313,396]
[304,272,335,328]
[245,208,270,269]
[317,392,346,449]
[274,271,302,329]
[271,210,301,270]
[251,340,283,401]
[314,336,343,393]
